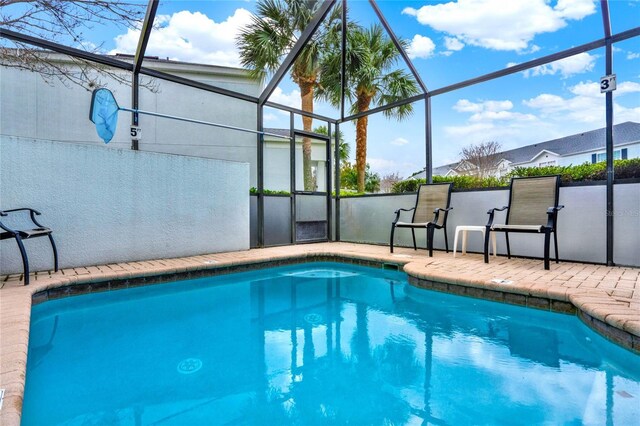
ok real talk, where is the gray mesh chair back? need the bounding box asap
[484,175,563,270]
[507,176,559,227]
[414,183,451,227]
[390,183,453,257]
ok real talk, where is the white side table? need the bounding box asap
[453,225,496,257]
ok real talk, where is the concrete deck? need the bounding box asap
[1,242,639,424]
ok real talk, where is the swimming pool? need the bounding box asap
[23,262,640,425]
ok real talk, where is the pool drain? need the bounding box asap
[177,358,203,374]
[304,313,323,325]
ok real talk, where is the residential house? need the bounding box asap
[410,122,640,179]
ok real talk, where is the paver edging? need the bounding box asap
[402,261,639,353]
[1,246,638,425]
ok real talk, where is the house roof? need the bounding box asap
[263,128,291,138]
[500,121,640,164]
[410,121,640,179]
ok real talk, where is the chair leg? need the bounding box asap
[427,226,435,257]
[389,225,396,253]
[544,230,551,270]
[553,230,559,264]
[14,236,30,285]
[411,229,417,251]
[483,226,491,264]
[505,232,511,259]
[444,228,449,253]
[48,234,59,272]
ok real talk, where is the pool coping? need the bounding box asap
[1,242,639,424]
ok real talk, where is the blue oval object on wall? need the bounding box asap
[89,88,120,143]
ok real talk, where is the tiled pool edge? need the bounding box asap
[1,244,638,425]
[30,254,393,305]
[402,262,639,353]
[406,275,639,352]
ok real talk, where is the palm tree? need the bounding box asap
[237,0,341,190]
[313,125,350,166]
[318,24,419,192]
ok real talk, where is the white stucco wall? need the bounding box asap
[0,136,250,275]
[338,183,639,267]
[1,60,261,186]
[614,183,640,267]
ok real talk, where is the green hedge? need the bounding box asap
[391,159,640,193]
[249,187,290,196]
[507,158,640,181]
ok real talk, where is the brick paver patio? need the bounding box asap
[1,242,638,424]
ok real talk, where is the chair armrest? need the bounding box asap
[0,208,46,229]
[433,207,453,213]
[394,207,415,214]
[432,207,453,225]
[546,205,564,214]
[0,207,42,216]
[546,205,564,229]
[486,206,508,227]
[392,207,415,224]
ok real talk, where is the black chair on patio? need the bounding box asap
[0,208,58,285]
[390,183,453,257]
[484,175,564,270]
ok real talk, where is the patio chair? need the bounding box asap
[0,208,58,285]
[484,175,564,270]
[390,183,453,257]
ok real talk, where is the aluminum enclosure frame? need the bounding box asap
[1,0,637,263]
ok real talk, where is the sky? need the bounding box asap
[30,0,640,177]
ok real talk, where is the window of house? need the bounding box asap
[538,160,556,167]
[593,148,627,163]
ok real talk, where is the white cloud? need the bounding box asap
[437,78,639,163]
[446,98,541,146]
[526,44,541,54]
[367,158,418,176]
[444,36,464,51]
[453,99,514,113]
[391,137,409,146]
[268,87,301,109]
[402,0,596,52]
[627,52,640,60]
[523,52,596,78]
[615,81,640,95]
[407,35,436,59]
[263,113,278,122]
[79,41,99,52]
[111,9,252,67]
[524,80,640,124]
[554,0,597,19]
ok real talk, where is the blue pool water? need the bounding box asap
[24,262,640,425]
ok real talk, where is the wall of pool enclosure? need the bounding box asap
[0,136,250,275]
[251,181,640,267]
[0,135,636,275]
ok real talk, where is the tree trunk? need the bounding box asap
[355,95,371,193]
[300,80,314,191]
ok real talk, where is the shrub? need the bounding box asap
[249,187,290,196]
[508,158,640,182]
[391,179,425,193]
[341,163,381,193]
[391,159,640,193]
